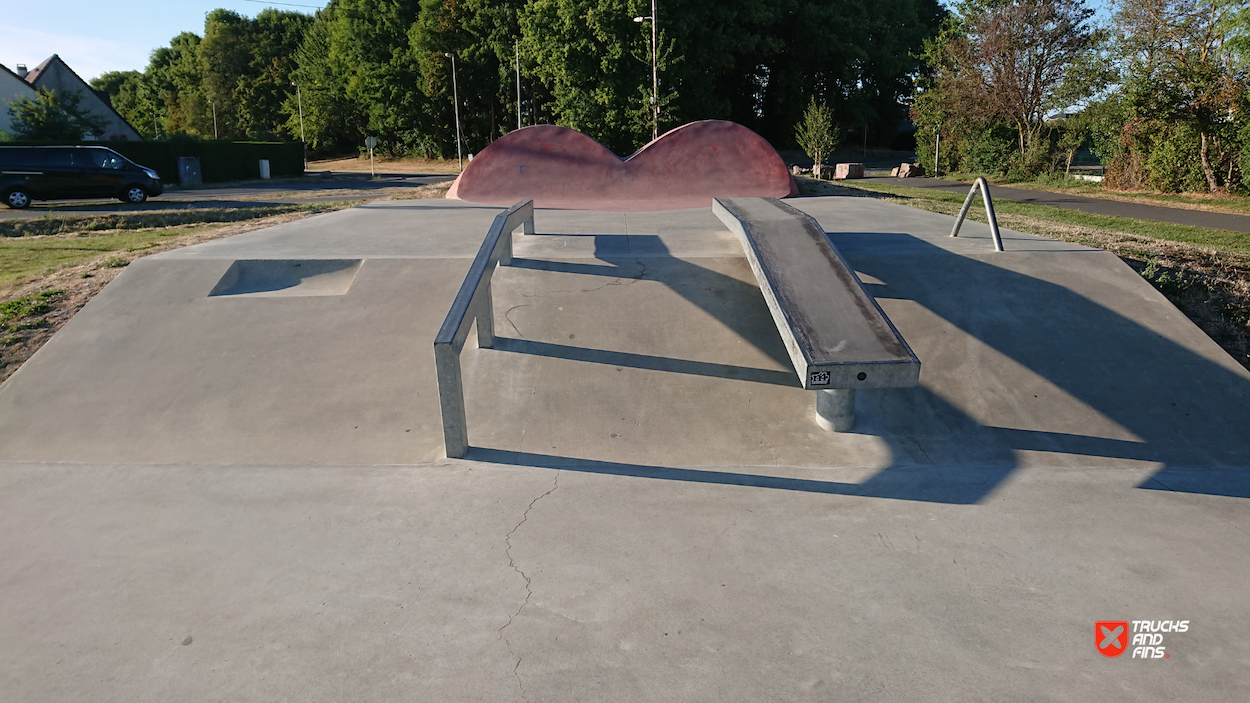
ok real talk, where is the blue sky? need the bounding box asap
[4,0,1114,84]
[0,1,329,82]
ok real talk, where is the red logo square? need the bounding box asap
[1097,621,1129,657]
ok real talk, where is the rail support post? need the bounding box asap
[815,388,856,432]
[434,343,469,458]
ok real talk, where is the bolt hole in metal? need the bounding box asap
[857,372,867,381]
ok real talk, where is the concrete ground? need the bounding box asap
[0,195,1247,701]
[874,176,1250,233]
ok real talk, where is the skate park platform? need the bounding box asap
[0,195,1247,700]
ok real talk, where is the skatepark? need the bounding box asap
[0,125,1248,700]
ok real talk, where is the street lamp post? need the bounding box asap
[515,39,522,131]
[633,0,658,141]
[292,82,306,170]
[445,52,463,171]
[210,99,218,139]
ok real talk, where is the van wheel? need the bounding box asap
[4,188,31,209]
[121,186,148,204]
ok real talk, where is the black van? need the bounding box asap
[0,146,165,209]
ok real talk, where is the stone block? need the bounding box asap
[897,162,926,178]
[834,163,864,179]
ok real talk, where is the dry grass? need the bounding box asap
[798,177,1250,369]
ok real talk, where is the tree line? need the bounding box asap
[83,0,942,158]
[912,0,1250,193]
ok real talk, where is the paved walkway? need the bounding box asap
[874,176,1250,233]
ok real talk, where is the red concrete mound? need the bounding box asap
[446,120,798,211]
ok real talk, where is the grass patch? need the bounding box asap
[0,201,363,238]
[944,172,1250,217]
[0,226,214,283]
[830,179,1250,254]
[0,290,61,332]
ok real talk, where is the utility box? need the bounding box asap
[259,159,271,180]
[177,157,202,187]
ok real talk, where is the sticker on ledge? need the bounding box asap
[810,370,831,386]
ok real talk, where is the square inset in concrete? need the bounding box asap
[209,259,363,298]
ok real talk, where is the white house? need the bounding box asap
[2,54,140,141]
[0,63,39,139]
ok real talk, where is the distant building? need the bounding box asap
[1,54,140,141]
[0,63,39,139]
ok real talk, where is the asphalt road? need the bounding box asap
[874,176,1250,233]
[0,172,457,220]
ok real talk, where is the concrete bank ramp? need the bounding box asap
[1,196,1248,701]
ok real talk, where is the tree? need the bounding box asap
[6,89,109,141]
[1113,0,1248,192]
[794,97,840,177]
[520,0,667,154]
[286,7,362,151]
[90,70,156,138]
[912,0,1110,176]
[412,0,527,155]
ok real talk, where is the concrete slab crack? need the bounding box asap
[504,305,531,339]
[498,471,560,701]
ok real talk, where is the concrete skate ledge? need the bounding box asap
[713,197,920,430]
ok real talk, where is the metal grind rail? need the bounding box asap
[434,200,534,458]
[949,176,1004,251]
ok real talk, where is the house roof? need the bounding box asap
[0,62,35,87]
[23,54,141,139]
[22,54,56,85]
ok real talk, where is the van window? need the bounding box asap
[88,149,127,170]
[33,150,74,168]
[0,148,40,169]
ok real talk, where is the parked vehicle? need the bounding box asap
[0,146,165,209]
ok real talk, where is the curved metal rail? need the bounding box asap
[433,200,535,458]
[949,176,1004,252]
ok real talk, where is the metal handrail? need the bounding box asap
[434,200,535,458]
[949,176,1004,252]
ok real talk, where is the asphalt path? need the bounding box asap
[873,176,1250,233]
[0,172,456,220]
[8,170,1250,234]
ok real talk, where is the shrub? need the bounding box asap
[960,127,1014,176]
[2,138,304,184]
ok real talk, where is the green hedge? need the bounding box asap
[3,139,304,184]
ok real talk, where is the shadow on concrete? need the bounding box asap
[467,448,1012,505]
[511,233,794,369]
[493,337,799,387]
[840,231,1250,499]
[491,226,1249,503]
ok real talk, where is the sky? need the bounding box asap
[0,0,330,82]
[4,0,1115,84]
